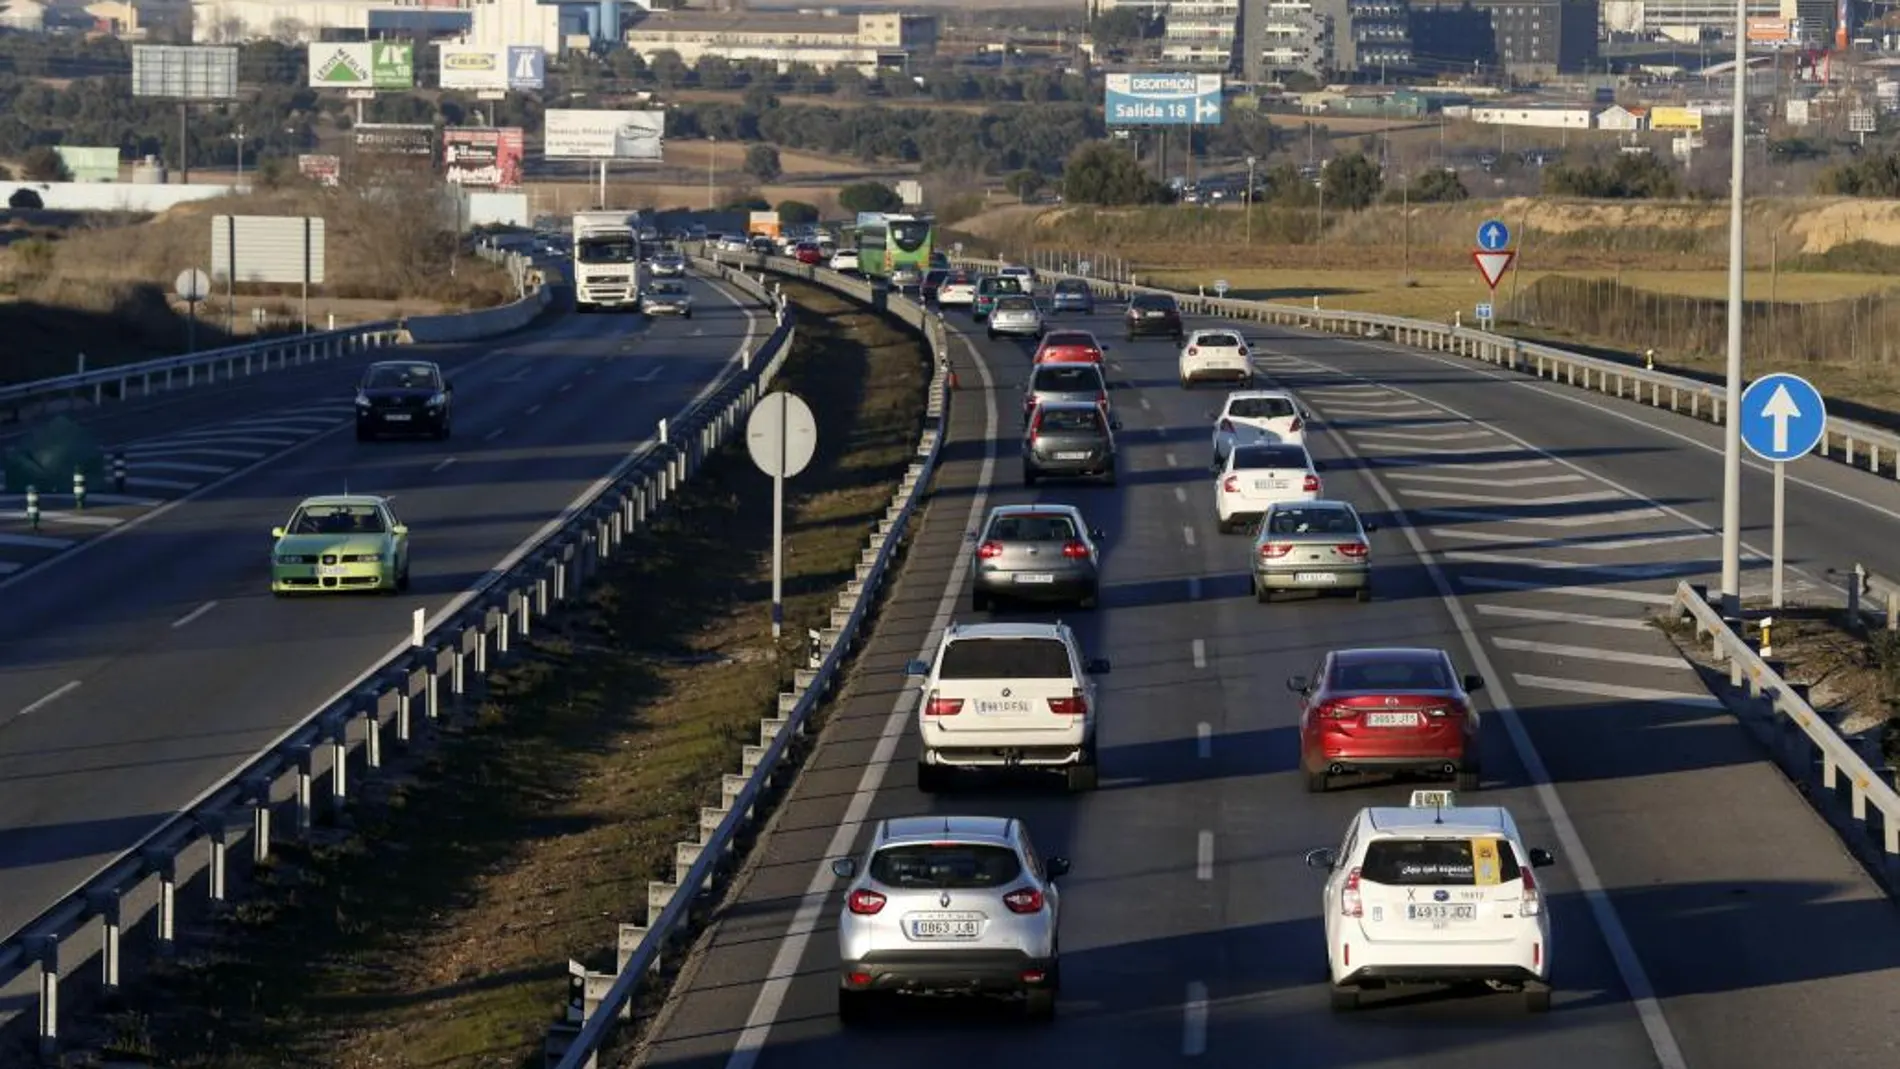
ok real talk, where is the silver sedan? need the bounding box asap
[987,295,1044,340]
[1251,499,1376,602]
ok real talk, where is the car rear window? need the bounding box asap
[1228,397,1296,419]
[870,844,1023,889]
[1037,407,1105,433]
[1233,445,1308,469]
[1361,838,1521,886]
[1266,506,1357,535]
[981,277,1025,294]
[1330,656,1453,691]
[988,513,1078,541]
[995,296,1035,311]
[365,364,440,389]
[1196,333,1242,348]
[939,637,1074,680]
[1132,295,1177,310]
[1056,280,1089,294]
[1043,332,1095,347]
[1033,366,1104,392]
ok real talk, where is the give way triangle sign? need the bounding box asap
[1473,250,1515,289]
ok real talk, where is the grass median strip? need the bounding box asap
[105,279,929,1067]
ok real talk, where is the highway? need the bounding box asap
[0,273,758,944]
[634,298,1900,1069]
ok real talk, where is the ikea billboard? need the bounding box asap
[1105,73,1223,126]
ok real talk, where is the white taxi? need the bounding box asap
[1215,442,1320,534]
[1303,790,1557,1013]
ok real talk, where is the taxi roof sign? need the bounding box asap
[1409,789,1456,809]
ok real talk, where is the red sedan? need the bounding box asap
[1290,647,1485,794]
[1033,330,1109,365]
[793,242,824,265]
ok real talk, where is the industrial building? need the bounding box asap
[1407,0,1598,77]
[185,0,641,51]
[1161,0,1240,68]
[621,10,939,72]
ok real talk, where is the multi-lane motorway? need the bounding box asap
[0,274,758,943]
[636,296,1900,1068]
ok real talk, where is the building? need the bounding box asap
[623,10,938,72]
[1596,103,1649,129]
[86,0,194,39]
[1469,102,1593,126]
[1408,0,1596,77]
[190,0,610,48]
[1,0,49,30]
[1314,0,1412,74]
[1242,0,1328,81]
[1636,0,1788,43]
[1407,2,1493,75]
[1162,0,1240,68]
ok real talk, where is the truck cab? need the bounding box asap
[572,210,648,313]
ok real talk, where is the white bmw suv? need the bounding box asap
[1303,791,1557,1013]
[907,622,1109,792]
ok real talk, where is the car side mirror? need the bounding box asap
[1287,674,1310,693]
[392,524,409,537]
[1110,419,1123,430]
[271,526,285,539]
[831,858,857,879]
[1086,657,1111,674]
[904,659,930,677]
[1363,523,1378,533]
[1205,410,1218,420]
[1463,674,1486,693]
[1099,343,1112,351]
[1528,848,1555,868]
[1304,847,1338,870]
[1045,857,1071,879]
[1089,528,1105,540]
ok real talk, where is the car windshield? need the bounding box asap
[1361,838,1520,886]
[1228,396,1297,420]
[939,637,1073,679]
[650,281,685,295]
[1032,366,1103,392]
[577,238,636,263]
[995,296,1035,312]
[364,364,440,390]
[1233,445,1308,469]
[869,843,1023,889]
[1267,507,1357,535]
[1196,333,1243,348]
[1043,332,1095,348]
[988,513,1078,541]
[1330,655,1453,692]
[288,504,386,535]
[1037,407,1104,434]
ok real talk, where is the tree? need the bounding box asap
[1005,169,1045,201]
[744,143,783,183]
[776,199,820,225]
[1320,152,1382,211]
[19,146,70,183]
[8,188,44,209]
[1385,168,1467,204]
[1543,153,1681,199]
[1061,142,1167,206]
[1089,9,1149,47]
[838,180,903,214]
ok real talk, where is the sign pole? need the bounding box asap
[1720,0,1749,619]
[1738,372,1825,613]
[178,103,190,184]
[187,298,197,353]
[1771,460,1786,609]
[598,160,607,208]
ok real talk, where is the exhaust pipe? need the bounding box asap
[1328,763,1345,776]
[1444,763,1457,775]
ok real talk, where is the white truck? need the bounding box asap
[572,210,648,313]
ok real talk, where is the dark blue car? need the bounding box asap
[1050,278,1095,314]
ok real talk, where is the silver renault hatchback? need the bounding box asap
[832,815,1069,1023]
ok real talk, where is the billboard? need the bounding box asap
[309,42,415,90]
[211,215,327,286]
[444,128,525,189]
[437,44,545,90]
[1649,105,1704,131]
[131,45,238,100]
[543,109,664,159]
[298,154,342,186]
[1746,17,1792,42]
[1105,73,1223,125]
[55,146,120,183]
[354,123,435,156]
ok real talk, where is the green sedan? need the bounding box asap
[270,494,411,596]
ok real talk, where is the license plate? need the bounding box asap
[1407,904,1477,922]
[318,565,349,577]
[1257,479,1288,490]
[1365,711,1420,727]
[910,914,983,939]
[1017,573,1055,584]
[975,699,1032,715]
[1055,451,1089,460]
[1294,572,1338,584]
[382,412,412,421]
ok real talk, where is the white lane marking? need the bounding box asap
[1326,397,1430,409]
[1460,577,1675,604]
[1183,982,1209,1057]
[0,510,120,528]
[1374,457,1553,472]
[1192,639,1206,668]
[1140,396,1153,410]
[0,561,20,575]
[558,381,574,393]
[1513,674,1721,708]
[1323,406,1440,419]
[1196,722,1212,758]
[1182,525,1197,547]
[18,680,80,717]
[170,600,218,629]
[1475,604,1654,630]
[1196,831,1215,881]
[1492,638,1689,669]
[124,476,199,491]
[1303,377,1692,1069]
[127,460,234,475]
[1444,550,1706,578]
[1429,528,1709,551]
[483,427,506,441]
[634,365,666,382]
[1352,429,1495,443]
[1187,576,1202,600]
[1166,452,1179,467]
[497,366,532,383]
[526,403,543,416]
[722,323,998,1069]
[122,446,269,461]
[1301,386,1385,397]
[1414,505,1668,528]
[1403,488,1624,506]
[0,532,75,551]
[432,457,458,473]
[1174,486,1187,503]
[1386,471,1584,487]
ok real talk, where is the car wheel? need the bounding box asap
[434,423,450,441]
[355,424,371,442]
[917,759,950,794]
[397,567,411,593]
[1101,468,1117,487]
[1077,586,1098,610]
[1023,987,1057,1022]
[971,589,991,612]
[1217,517,1233,535]
[1356,585,1372,603]
[1257,581,1273,605]
[1456,768,1482,792]
[987,330,997,340]
[1305,767,1328,793]
[683,309,692,319]
[1523,982,1552,1014]
[1024,470,1038,487]
[838,988,876,1026]
[1066,759,1098,793]
[1329,984,1359,1012]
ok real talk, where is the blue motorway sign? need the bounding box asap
[1738,372,1827,462]
[1476,219,1511,251]
[1105,73,1224,126]
[1476,302,1494,320]
[506,46,545,90]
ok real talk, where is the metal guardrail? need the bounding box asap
[0,244,543,426]
[546,252,951,1069]
[1842,564,1900,633]
[951,256,1900,484]
[0,256,795,1061]
[1671,581,1900,889]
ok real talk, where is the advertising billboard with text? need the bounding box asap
[1105,73,1223,125]
[444,128,524,189]
[542,109,664,159]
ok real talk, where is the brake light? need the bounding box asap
[1096,392,1108,406]
[1288,416,1303,433]
[1003,888,1045,914]
[1222,475,1239,493]
[1335,542,1368,558]
[924,694,963,716]
[1317,699,1355,719]
[1303,473,1321,493]
[1219,418,1234,432]
[1187,346,1199,356]
[1047,688,1087,715]
[1520,868,1542,917]
[1341,867,1363,918]
[1259,542,1292,558]
[848,889,887,915]
[978,541,1005,559]
[1061,540,1090,559]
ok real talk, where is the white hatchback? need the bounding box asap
[1179,329,1255,387]
[831,249,861,273]
[1210,389,1309,468]
[1304,792,1557,1013]
[906,622,1110,793]
[999,264,1035,289]
[1215,442,1320,533]
[939,276,977,306]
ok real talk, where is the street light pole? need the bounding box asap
[1245,154,1256,245]
[707,135,716,211]
[1720,0,1748,618]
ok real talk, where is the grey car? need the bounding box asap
[971,503,1104,611]
[1050,278,1094,314]
[988,294,1045,339]
[1022,363,1109,426]
[1024,401,1119,486]
[641,279,693,317]
[1252,499,1376,602]
[649,252,687,277]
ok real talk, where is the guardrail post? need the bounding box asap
[323,710,350,803]
[245,772,273,864]
[394,677,413,742]
[537,574,551,618]
[362,700,382,769]
[494,604,510,657]
[291,744,315,836]
[475,618,490,677]
[144,848,177,956]
[516,587,532,639]
[452,631,470,711]
[200,811,230,902]
[31,934,58,1060]
[87,888,122,992]
[424,656,442,721]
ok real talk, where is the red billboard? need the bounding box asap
[298,153,341,186]
[443,127,523,189]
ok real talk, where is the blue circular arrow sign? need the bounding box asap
[1476,219,1511,251]
[1738,372,1827,462]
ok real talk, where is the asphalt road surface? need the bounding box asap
[0,275,759,943]
[633,300,1900,1069]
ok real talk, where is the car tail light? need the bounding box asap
[1317,699,1355,719]
[848,890,887,915]
[1520,868,1542,917]
[1259,542,1291,558]
[1096,391,1108,406]
[978,541,1005,559]
[1288,416,1303,433]
[1061,540,1090,559]
[924,693,963,716]
[1335,542,1368,558]
[1003,888,1045,914]
[1303,474,1322,493]
[1341,867,1363,918]
[1222,475,1239,493]
[1187,346,1200,356]
[1047,689,1088,715]
[1219,418,1234,432]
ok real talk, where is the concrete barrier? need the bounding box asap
[403,284,553,344]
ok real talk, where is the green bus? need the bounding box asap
[855,212,934,282]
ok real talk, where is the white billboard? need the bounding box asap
[438,44,506,90]
[211,216,326,286]
[543,110,664,160]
